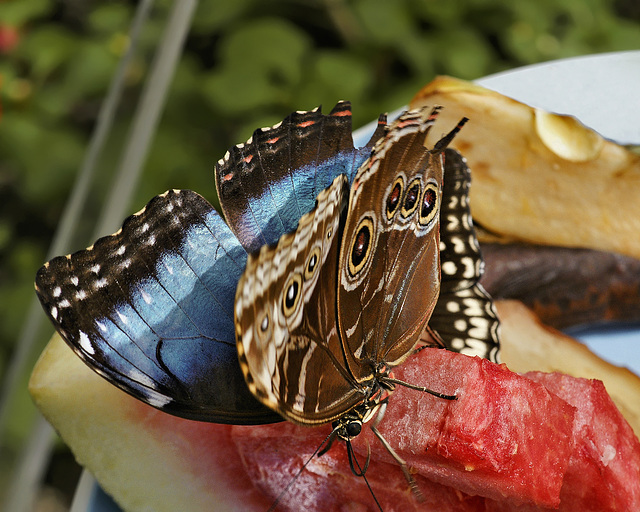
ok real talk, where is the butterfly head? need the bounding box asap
[332,408,365,442]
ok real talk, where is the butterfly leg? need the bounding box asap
[370,402,425,502]
[382,376,457,401]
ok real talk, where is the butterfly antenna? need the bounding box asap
[346,438,371,477]
[348,441,384,512]
[266,428,336,512]
[431,117,469,154]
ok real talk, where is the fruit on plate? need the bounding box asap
[411,76,640,260]
[29,300,640,511]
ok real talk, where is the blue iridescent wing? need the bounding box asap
[215,101,387,253]
[424,149,501,363]
[35,189,280,424]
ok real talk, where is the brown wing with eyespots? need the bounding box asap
[235,175,366,425]
[337,109,465,382]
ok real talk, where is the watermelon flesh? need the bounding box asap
[525,372,640,511]
[231,348,640,511]
[233,422,486,511]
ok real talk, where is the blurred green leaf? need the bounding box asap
[64,41,118,97]
[314,51,371,100]
[435,28,494,79]
[88,3,133,34]
[220,17,311,82]
[0,0,50,25]
[18,26,78,80]
[202,17,312,113]
[410,0,464,25]
[353,0,414,45]
[396,34,436,76]
[191,0,253,33]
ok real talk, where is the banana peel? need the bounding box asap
[412,76,640,260]
[481,242,640,329]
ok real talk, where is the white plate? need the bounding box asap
[84,52,640,512]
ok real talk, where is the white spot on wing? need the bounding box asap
[442,261,457,276]
[124,369,170,409]
[141,289,153,304]
[461,257,476,278]
[452,237,466,254]
[78,331,95,355]
[53,286,62,297]
[146,394,173,408]
[454,318,467,332]
[117,311,129,325]
[447,301,460,313]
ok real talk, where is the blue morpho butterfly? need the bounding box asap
[35,102,500,461]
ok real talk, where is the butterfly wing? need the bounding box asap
[336,108,450,382]
[35,189,280,424]
[215,101,386,253]
[425,149,501,362]
[235,175,366,425]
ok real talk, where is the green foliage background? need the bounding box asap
[0,0,639,505]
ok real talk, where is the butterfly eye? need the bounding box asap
[282,274,302,317]
[345,420,362,438]
[348,217,374,277]
[401,179,421,218]
[385,176,404,220]
[304,247,321,280]
[419,182,439,226]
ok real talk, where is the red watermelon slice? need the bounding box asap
[233,347,577,510]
